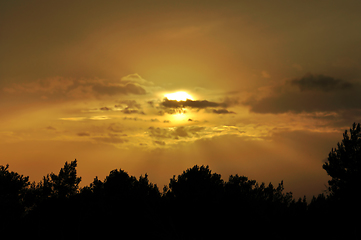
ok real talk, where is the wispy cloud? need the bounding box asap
[3,75,151,100]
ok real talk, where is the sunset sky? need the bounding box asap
[1,0,361,199]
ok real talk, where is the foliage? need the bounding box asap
[34,160,81,200]
[167,165,223,202]
[323,122,361,201]
[0,164,30,225]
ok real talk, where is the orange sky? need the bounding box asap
[1,1,361,199]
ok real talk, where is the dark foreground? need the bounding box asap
[0,161,359,239]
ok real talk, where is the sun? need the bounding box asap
[164,91,193,101]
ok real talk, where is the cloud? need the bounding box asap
[121,108,145,115]
[115,100,142,109]
[289,73,353,92]
[100,107,112,111]
[121,73,154,86]
[148,126,205,139]
[157,98,238,115]
[99,103,145,115]
[92,83,146,96]
[157,108,186,116]
[4,74,149,99]
[108,123,123,133]
[244,73,361,114]
[211,109,235,114]
[158,98,237,115]
[161,98,226,109]
[77,132,90,136]
[3,77,74,94]
[154,140,166,146]
[123,117,142,121]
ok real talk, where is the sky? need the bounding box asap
[1,0,361,199]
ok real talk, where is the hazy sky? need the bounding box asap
[1,0,361,199]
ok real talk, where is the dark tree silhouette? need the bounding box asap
[323,123,361,201]
[35,159,81,200]
[75,169,163,238]
[21,160,82,238]
[163,165,224,239]
[224,174,298,239]
[321,123,361,239]
[85,168,160,201]
[7,153,360,239]
[0,164,30,228]
[167,165,224,201]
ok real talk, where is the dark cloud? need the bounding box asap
[157,109,186,116]
[115,100,142,109]
[148,127,171,139]
[289,73,353,92]
[123,117,141,121]
[147,100,155,108]
[148,126,205,139]
[244,73,361,114]
[211,109,235,114]
[77,132,90,136]
[159,98,236,115]
[121,108,145,115]
[154,140,166,146]
[161,98,226,109]
[46,126,56,130]
[92,83,146,96]
[99,105,144,114]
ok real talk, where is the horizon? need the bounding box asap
[1,0,361,200]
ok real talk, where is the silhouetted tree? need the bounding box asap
[0,164,30,227]
[21,160,82,238]
[4,159,339,239]
[164,165,224,239]
[75,169,163,238]
[35,159,81,200]
[320,123,361,239]
[167,165,224,202]
[323,123,361,202]
[224,174,296,238]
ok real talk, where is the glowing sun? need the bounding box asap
[164,91,193,101]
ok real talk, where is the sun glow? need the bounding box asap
[164,91,193,101]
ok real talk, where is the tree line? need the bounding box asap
[1,123,361,239]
